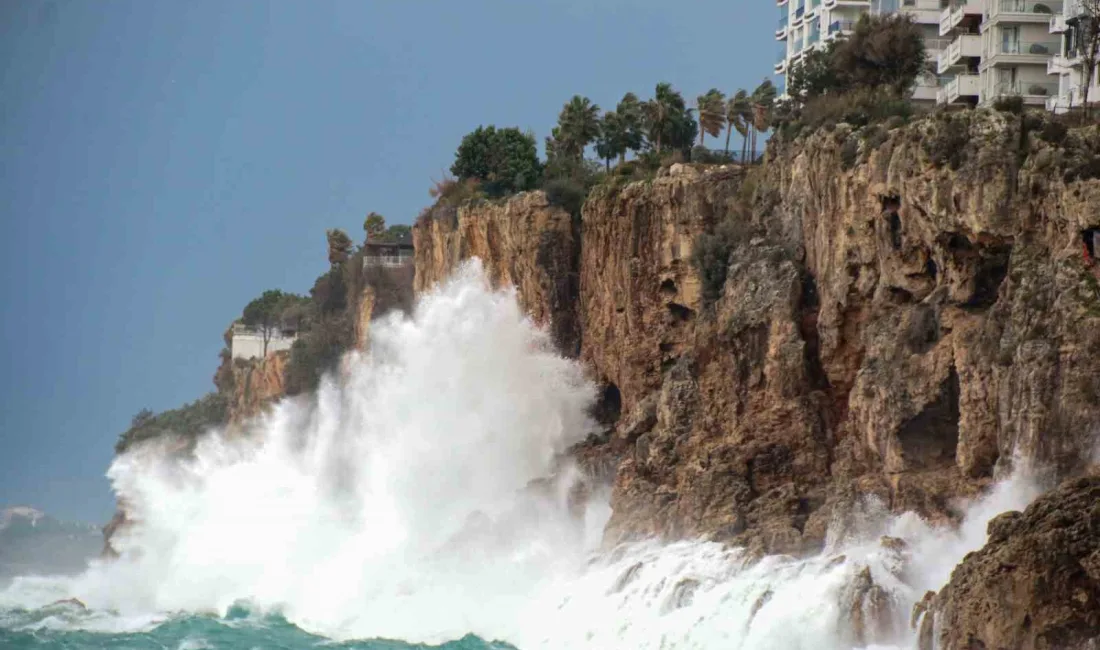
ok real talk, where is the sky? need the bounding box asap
[0,0,777,523]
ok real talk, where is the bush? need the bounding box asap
[543,177,587,216]
[691,146,737,165]
[692,218,754,304]
[800,87,912,130]
[451,126,542,198]
[993,95,1024,114]
[924,113,971,170]
[116,393,228,453]
[840,136,860,170]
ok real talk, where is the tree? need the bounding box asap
[1074,0,1100,117]
[725,90,750,159]
[595,111,624,171]
[696,88,726,147]
[832,14,926,95]
[749,80,777,162]
[786,40,845,99]
[363,212,386,241]
[383,224,411,242]
[326,229,353,266]
[242,289,287,356]
[615,92,646,162]
[555,95,602,160]
[643,82,697,154]
[451,126,542,198]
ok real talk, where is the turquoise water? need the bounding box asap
[0,604,512,650]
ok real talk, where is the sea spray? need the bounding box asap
[0,260,1047,649]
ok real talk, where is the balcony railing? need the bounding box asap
[996,80,1060,95]
[779,15,790,29]
[999,39,1059,54]
[795,3,806,18]
[828,19,858,33]
[808,28,821,44]
[998,0,1063,13]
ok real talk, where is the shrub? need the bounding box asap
[543,177,587,216]
[692,218,754,304]
[451,126,542,198]
[924,113,971,170]
[993,95,1024,114]
[691,146,737,165]
[800,87,912,130]
[115,393,228,453]
[840,136,860,170]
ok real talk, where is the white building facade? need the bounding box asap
[230,323,298,360]
[1046,0,1100,112]
[775,0,1067,108]
[775,0,953,101]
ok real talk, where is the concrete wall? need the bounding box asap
[231,331,296,360]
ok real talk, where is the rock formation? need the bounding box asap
[412,110,1100,556]
[919,476,1100,650]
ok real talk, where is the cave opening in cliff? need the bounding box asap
[897,367,960,471]
[667,302,694,324]
[591,382,622,429]
[966,246,1011,309]
[660,278,677,296]
[1083,227,1099,261]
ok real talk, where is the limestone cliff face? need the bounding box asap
[413,191,580,354]
[412,111,1100,556]
[918,476,1100,650]
[222,353,288,425]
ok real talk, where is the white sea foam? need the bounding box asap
[0,260,1045,649]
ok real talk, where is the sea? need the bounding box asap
[0,262,1043,650]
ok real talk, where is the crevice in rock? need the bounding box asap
[965,246,1010,309]
[660,278,678,296]
[592,382,622,429]
[904,304,940,354]
[668,302,694,323]
[1082,227,1099,260]
[889,212,903,250]
[897,367,960,471]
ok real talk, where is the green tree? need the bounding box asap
[451,126,542,198]
[326,228,353,266]
[643,82,697,154]
[555,95,602,160]
[383,224,411,242]
[786,40,845,100]
[725,90,750,159]
[363,212,386,241]
[748,80,777,162]
[615,92,646,162]
[696,88,726,147]
[595,111,624,171]
[832,14,926,95]
[242,290,287,356]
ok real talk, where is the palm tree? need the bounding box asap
[643,82,687,153]
[696,88,726,147]
[616,92,645,162]
[595,111,624,171]
[749,80,777,162]
[557,95,601,160]
[725,89,750,159]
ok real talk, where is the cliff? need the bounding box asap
[214,352,289,426]
[413,192,580,354]
[918,476,1100,650]
[412,109,1100,556]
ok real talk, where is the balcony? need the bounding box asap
[1049,12,1068,31]
[939,0,984,36]
[779,0,790,5]
[1047,52,1080,73]
[993,79,1060,104]
[775,58,787,73]
[827,19,857,38]
[995,0,1064,20]
[794,2,806,25]
[777,15,790,39]
[986,39,1060,66]
[823,0,871,7]
[900,0,952,24]
[936,33,982,72]
[937,73,981,102]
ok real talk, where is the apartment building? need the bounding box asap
[774,0,1067,108]
[937,0,1063,107]
[1047,0,1099,112]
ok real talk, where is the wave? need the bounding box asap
[0,260,1043,649]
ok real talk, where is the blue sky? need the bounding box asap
[0,0,776,523]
